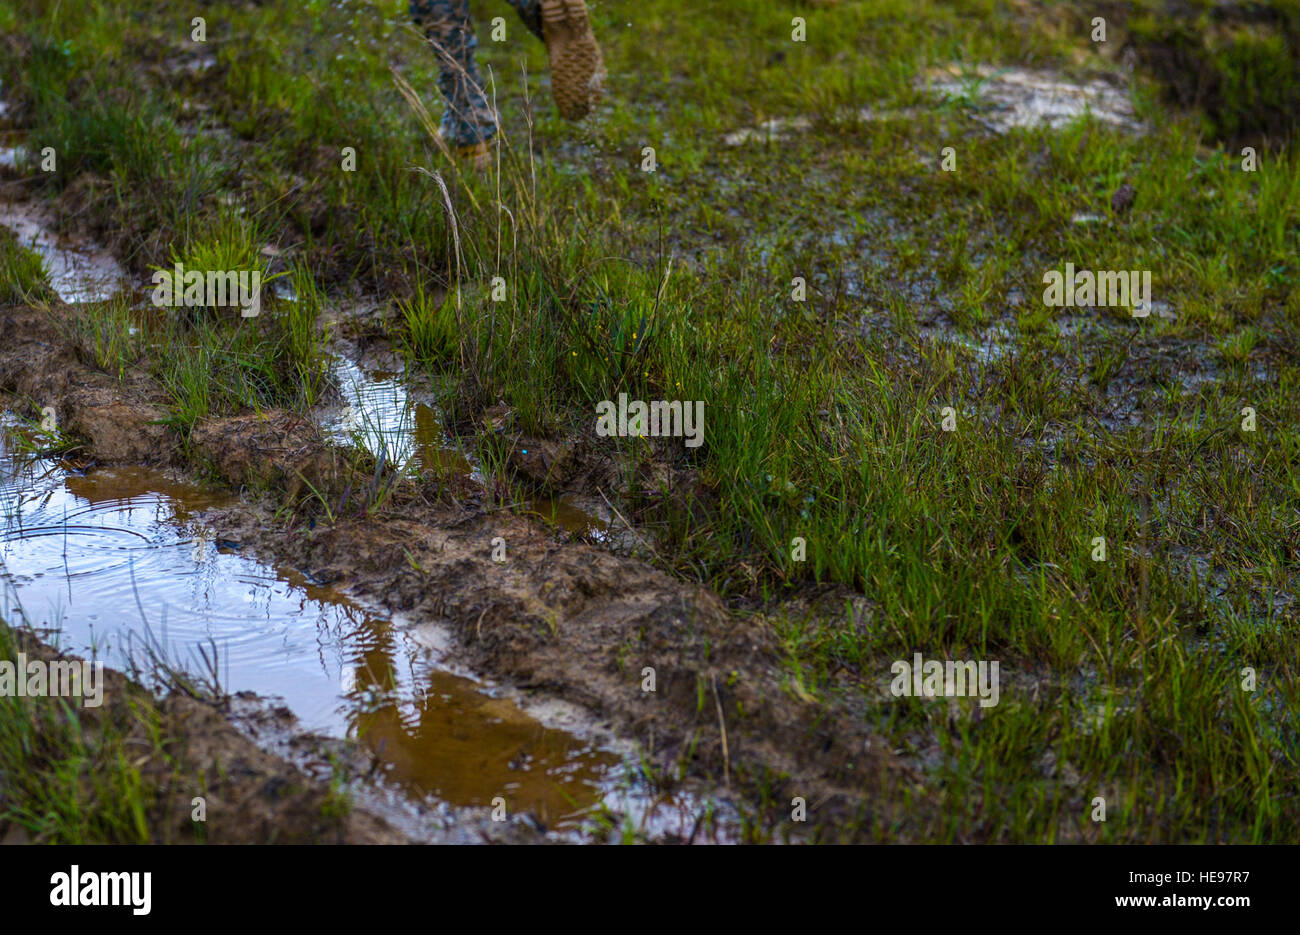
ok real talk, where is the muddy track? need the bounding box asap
[0,303,912,840]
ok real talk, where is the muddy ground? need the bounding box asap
[4,0,1292,846]
[0,301,912,842]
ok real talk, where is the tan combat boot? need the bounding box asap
[540,0,605,120]
[435,128,492,173]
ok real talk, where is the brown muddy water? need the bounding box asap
[0,417,723,840]
[327,358,621,543]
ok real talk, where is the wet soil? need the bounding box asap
[0,301,743,840]
[724,65,1141,146]
[0,441,631,830]
[0,301,910,842]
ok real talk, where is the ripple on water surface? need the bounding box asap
[0,426,621,828]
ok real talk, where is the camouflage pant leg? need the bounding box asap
[410,0,545,146]
[410,0,497,145]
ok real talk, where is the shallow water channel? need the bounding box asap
[0,117,710,839]
[0,419,712,839]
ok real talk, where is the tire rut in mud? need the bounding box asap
[0,301,914,841]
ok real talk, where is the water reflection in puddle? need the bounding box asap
[0,422,651,833]
[0,136,25,170]
[325,358,474,476]
[529,494,618,543]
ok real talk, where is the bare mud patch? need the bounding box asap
[724,65,1140,145]
[921,65,1139,133]
[0,201,128,304]
[0,307,173,462]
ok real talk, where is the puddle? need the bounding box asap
[918,322,1015,363]
[0,201,127,303]
[0,416,721,838]
[0,130,26,170]
[923,65,1138,133]
[725,65,1138,145]
[168,54,217,76]
[0,99,128,303]
[528,493,619,543]
[724,106,920,146]
[324,357,469,473]
[724,116,817,146]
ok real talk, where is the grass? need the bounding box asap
[0,0,1296,842]
[0,609,368,843]
[0,229,51,304]
[0,617,166,843]
[397,277,458,366]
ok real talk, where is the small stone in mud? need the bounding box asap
[1111,181,1136,214]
